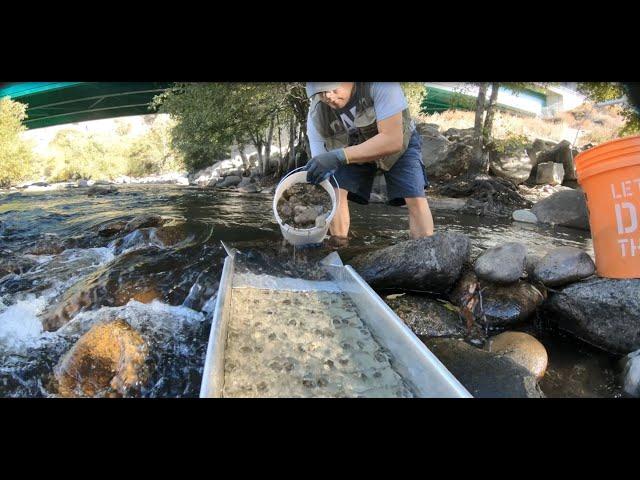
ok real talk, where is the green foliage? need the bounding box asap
[578,82,640,136]
[154,83,303,173]
[401,83,426,117]
[0,98,35,187]
[41,115,184,182]
[491,133,530,155]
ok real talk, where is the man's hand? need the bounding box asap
[304,149,347,184]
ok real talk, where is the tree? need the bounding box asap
[578,82,640,136]
[468,82,540,176]
[153,83,310,175]
[0,98,34,187]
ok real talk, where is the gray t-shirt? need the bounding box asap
[307,82,411,158]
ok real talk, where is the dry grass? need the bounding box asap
[415,102,626,147]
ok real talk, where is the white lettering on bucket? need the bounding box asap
[618,238,640,257]
[611,180,640,199]
[615,202,638,234]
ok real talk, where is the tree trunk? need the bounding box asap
[238,143,250,169]
[469,82,489,176]
[263,118,275,176]
[483,82,500,145]
[470,82,501,175]
[287,117,296,172]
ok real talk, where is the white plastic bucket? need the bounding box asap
[272,167,339,246]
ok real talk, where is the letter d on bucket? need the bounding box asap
[575,135,640,278]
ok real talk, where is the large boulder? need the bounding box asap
[546,277,640,354]
[450,271,544,329]
[489,149,534,185]
[536,162,565,185]
[54,319,149,397]
[531,189,590,230]
[531,246,595,287]
[384,294,469,339]
[349,233,470,293]
[486,331,548,380]
[536,140,578,181]
[216,175,242,188]
[474,242,528,285]
[420,129,472,178]
[424,338,544,398]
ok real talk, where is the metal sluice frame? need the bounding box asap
[200,245,472,398]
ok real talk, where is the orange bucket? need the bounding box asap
[574,135,640,278]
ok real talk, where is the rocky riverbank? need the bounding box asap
[349,233,638,397]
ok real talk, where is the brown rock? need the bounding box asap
[54,319,149,397]
[486,331,548,380]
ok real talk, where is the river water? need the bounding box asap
[0,184,623,397]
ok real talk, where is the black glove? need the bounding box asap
[304,149,347,184]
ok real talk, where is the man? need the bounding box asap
[304,82,434,243]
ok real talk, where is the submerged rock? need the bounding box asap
[384,294,469,339]
[486,331,548,379]
[98,220,128,237]
[531,246,595,287]
[350,232,471,293]
[474,242,527,285]
[424,338,544,397]
[54,319,149,397]
[546,277,640,354]
[123,214,165,234]
[531,189,589,230]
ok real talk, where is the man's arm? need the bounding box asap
[342,112,404,164]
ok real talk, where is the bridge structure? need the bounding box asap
[0,82,173,129]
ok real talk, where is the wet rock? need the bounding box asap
[24,234,67,255]
[54,319,149,397]
[123,214,165,234]
[531,246,595,287]
[512,209,538,224]
[450,271,544,328]
[424,338,544,397]
[546,277,640,354]
[525,253,542,277]
[474,242,527,285]
[98,220,128,237]
[293,205,324,225]
[384,294,468,339]
[216,175,242,188]
[0,253,37,277]
[350,232,471,293]
[486,331,548,379]
[531,189,590,231]
[277,183,332,229]
[87,185,118,196]
[619,349,640,397]
[536,162,565,185]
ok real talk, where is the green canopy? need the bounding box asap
[0,82,173,129]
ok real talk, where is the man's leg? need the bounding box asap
[329,188,350,238]
[405,196,434,238]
